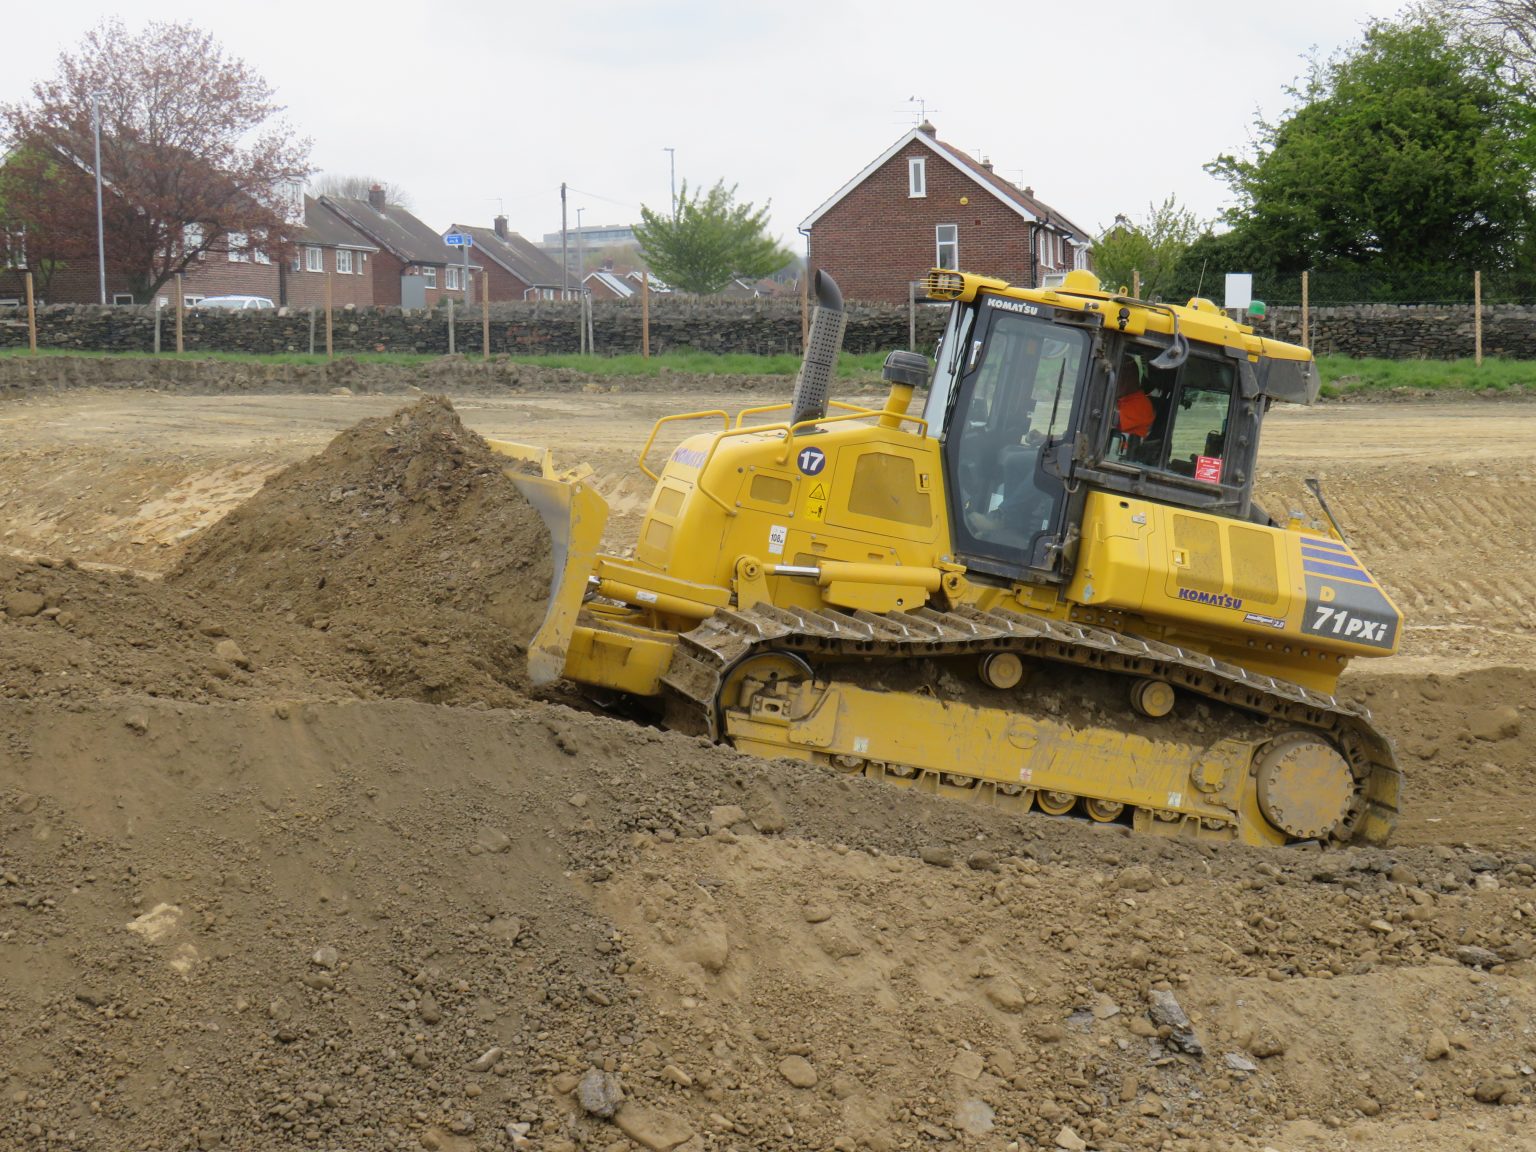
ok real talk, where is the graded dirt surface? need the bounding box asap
[2,379,1535,1152]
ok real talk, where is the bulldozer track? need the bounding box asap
[660,603,1400,845]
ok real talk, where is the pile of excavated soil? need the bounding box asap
[169,396,552,706]
[0,555,354,705]
[2,696,1534,1152]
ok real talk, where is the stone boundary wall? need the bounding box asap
[1240,304,1531,359]
[3,298,1530,360]
[0,297,949,358]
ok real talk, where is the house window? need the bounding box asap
[2,227,25,268]
[936,224,958,270]
[356,253,366,274]
[184,294,205,307]
[445,266,461,291]
[183,224,204,260]
[228,231,249,263]
[336,249,353,275]
[289,252,301,273]
[909,156,926,198]
[305,247,324,272]
[112,293,134,305]
[251,230,271,264]
[423,267,437,288]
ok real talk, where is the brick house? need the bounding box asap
[452,217,569,301]
[798,120,1092,305]
[280,196,380,309]
[317,187,474,308]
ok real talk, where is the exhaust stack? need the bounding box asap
[790,271,847,425]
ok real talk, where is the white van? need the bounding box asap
[196,295,274,310]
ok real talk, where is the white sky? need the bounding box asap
[6,0,1412,251]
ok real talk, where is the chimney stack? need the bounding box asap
[367,184,386,210]
[493,215,508,240]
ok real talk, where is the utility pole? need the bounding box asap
[663,147,676,218]
[92,91,106,305]
[560,182,568,298]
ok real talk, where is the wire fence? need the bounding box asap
[1244,267,1536,307]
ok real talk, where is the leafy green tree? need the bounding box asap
[1206,15,1536,299]
[1091,197,1205,300]
[633,180,792,295]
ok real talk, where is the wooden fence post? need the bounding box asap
[1300,271,1309,350]
[1131,270,1141,299]
[641,272,650,359]
[325,271,334,359]
[481,271,490,361]
[1474,270,1483,367]
[24,272,37,354]
[175,274,184,353]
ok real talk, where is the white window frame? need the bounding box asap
[305,246,324,272]
[251,230,271,265]
[908,156,926,198]
[423,267,437,289]
[227,231,250,263]
[336,249,353,275]
[936,223,958,270]
[183,224,205,261]
[356,252,366,275]
[445,265,461,291]
[289,251,301,273]
[112,293,134,305]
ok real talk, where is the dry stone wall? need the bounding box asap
[0,298,948,358]
[4,298,1532,360]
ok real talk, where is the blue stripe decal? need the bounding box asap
[1300,537,1350,553]
[1304,559,1375,582]
[1301,546,1365,570]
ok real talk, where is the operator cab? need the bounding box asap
[925,284,1267,586]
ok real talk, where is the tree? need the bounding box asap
[314,174,411,209]
[0,143,92,296]
[1205,16,1536,299]
[1091,197,1205,300]
[1433,0,1536,76]
[633,180,792,295]
[1,19,311,302]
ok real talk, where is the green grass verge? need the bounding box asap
[1317,356,1536,397]
[0,346,890,378]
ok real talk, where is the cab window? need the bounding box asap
[1109,348,1234,485]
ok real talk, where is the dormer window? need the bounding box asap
[909,156,926,198]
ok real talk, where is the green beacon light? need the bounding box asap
[1248,300,1268,319]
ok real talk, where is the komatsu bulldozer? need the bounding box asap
[500,268,1402,847]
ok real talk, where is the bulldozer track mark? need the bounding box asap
[661,603,1400,846]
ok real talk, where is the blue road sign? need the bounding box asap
[442,232,473,248]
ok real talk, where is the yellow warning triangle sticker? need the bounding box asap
[809,483,827,500]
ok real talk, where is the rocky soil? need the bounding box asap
[2,387,1534,1152]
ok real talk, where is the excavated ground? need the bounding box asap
[2,379,1535,1152]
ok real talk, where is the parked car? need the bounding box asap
[195,295,274,310]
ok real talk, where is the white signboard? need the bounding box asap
[1224,273,1253,311]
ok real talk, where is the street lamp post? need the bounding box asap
[663,147,676,218]
[92,92,106,305]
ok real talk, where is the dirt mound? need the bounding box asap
[0,554,354,704]
[170,396,552,706]
[2,696,1534,1152]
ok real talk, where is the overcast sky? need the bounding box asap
[7,0,1413,252]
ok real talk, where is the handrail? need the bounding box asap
[734,398,881,429]
[693,422,791,515]
[777,408,928,466]
[637,409,729,482]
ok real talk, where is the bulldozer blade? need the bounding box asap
[507,473,609,686]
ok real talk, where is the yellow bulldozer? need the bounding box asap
[499,268,1402,847]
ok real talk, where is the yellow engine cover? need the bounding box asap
[1065,490,1401,692]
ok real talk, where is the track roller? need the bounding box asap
[1130,677,1175,718]
[1036,790,1076,816]
[1084,797,1125,822]
[979,651,1024,689]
